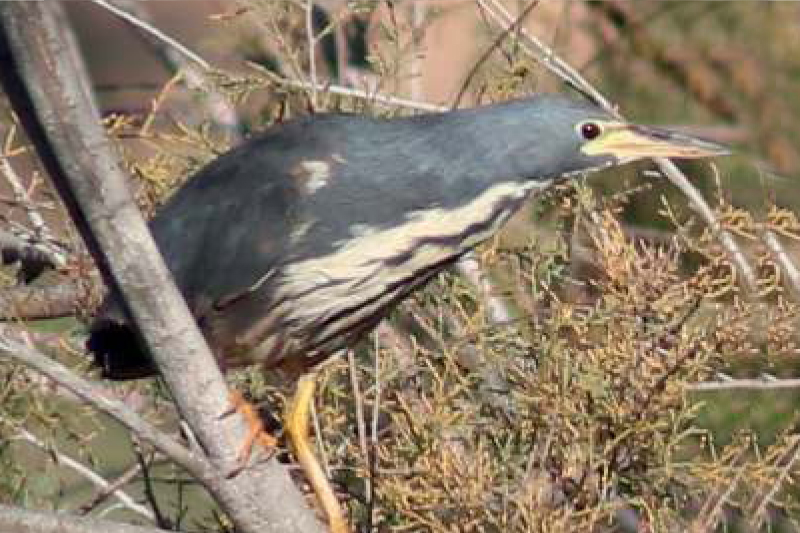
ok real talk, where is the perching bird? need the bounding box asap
[87,94,727,532]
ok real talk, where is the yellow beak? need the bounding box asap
[581,124,730,161]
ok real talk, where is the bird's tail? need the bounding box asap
[87,319,157,380]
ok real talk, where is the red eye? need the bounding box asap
[580,122,602,140]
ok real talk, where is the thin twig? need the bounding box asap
[306,0,318,109]
[87,0,208,69]
[0,154,59,258]
[657,159,757,291]
[134,445,170,529]
[79,462,144,516]
[749,435,800,529]
[369,331,382,531]
[347,349,371,506]
[0,330,208,476]
[253,66,445,112]
[9,425,154,521]
[688,377,800,392]
[109,0,242,141]
[452,0,539,109]
[0,131,67,270]
[410,1,426,102]
[476,0,615,111]
[310,400,332,479]
[762,229,800,297]
[690,450,748,533]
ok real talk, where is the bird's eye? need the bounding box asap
[579,122,602,140]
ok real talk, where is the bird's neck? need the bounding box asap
[397,105,554,197]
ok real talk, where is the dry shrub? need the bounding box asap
[292,188,711,531]
[5,2,800,531]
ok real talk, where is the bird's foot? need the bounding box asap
[222,390,277,470]
[286,373,350,532]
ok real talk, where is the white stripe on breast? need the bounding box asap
[276,179,551,331]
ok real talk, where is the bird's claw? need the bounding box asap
[224,390,277,475]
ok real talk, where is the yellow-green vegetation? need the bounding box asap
[300,185,798,531]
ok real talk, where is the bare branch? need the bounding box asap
[8,425,155,521]
[0,149,63,260]
[306,0,319,109]
[0,503,168,533]
[762,229,800,298]
[79,462,143,516]
[253,65,445,112]
[688,377,800,392]
[87,0,208,69]
[0,330,208,476]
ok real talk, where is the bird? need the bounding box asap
[87,94,727,532]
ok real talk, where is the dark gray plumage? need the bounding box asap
[87,94,725,378]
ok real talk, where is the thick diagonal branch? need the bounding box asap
[0,3,321,532]
[0,503,167,533]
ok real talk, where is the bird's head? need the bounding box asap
[507,95,730,180]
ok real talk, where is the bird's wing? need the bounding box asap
[149,138,301,316]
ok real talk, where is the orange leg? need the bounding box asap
[285,373,349,533]
[227,390,278,465]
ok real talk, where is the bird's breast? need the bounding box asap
[252,179,551,362]
[230,179,551,369]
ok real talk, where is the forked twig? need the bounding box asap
[79,462,144,515]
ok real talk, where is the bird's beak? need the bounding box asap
[581,123,730,161]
